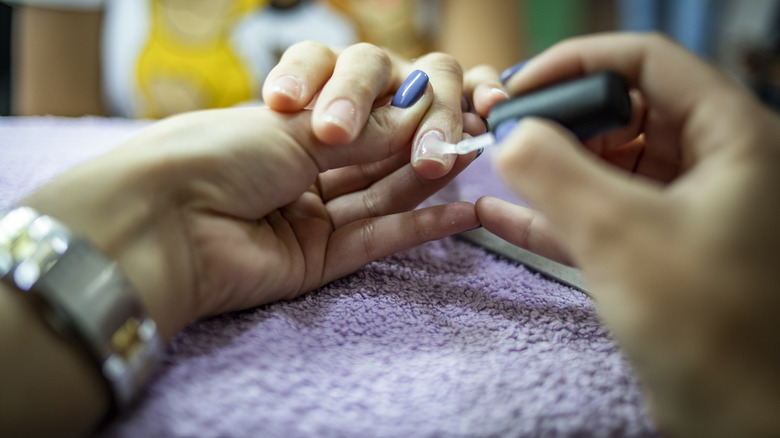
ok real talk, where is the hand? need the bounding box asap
[262,41,509,179]
[23,84,478,342]
[476,33,780,436]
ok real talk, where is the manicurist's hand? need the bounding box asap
[476,33,780,436]
[262,41,508,179]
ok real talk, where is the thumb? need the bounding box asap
[493,117,653,256]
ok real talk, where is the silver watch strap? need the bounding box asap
[0,207,163,410]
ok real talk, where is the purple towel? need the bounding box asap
[1,117,656,437]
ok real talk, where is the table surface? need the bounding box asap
[0,116,656,438]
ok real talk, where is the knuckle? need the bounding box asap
[351,80,378,101]
[361,188,381,218]
[360,219,378,261]
[420,52,464,79]
[364,111,401,156]
[350,43,392,68]
[467,64,499,77]
[429,100,462,123]
[515,213,536,250]
[411,208,428,241]
[289,39,330,55]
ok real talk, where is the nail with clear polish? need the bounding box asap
[413,130,451,166]
[392,70,429,108]
[323,98,359,134]
[271,75,303,101]
[500,60,527,84]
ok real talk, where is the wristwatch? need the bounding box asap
[0,206,162,410]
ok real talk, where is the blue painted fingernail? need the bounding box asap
[392,70,429,108]
[500,60,527,84]
[475,147,484,159]
[495,118,520,143]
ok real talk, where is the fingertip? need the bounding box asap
[410,129,457,179]
[412,156,456,180]
[473,83,509,117]
[462,112,488,137]
[263,75,306,112]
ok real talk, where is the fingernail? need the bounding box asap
[495,118,520,143]
[271,75,303,101]
[475,147,484,159]
[500,60,527,84]
[392,70,429,108]
[489,87,509,100]
[323,98,358,134]
[413,130,452,166]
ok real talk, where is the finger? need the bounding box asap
[312,43,400,145]
[408,52,466,179]
[462,112,488,137]
[300,78,435,174]
[599,137,645,173]
[598,135,681,183]
[172,85,431,222]
[504,33,754,163]
[494,118,660,258]
[475,196,573,266]
[583,89,647,156]
[327,151,477,228]
[262,40,337,112]
[322,202,478,284]
[463,64,509,117]
[317,149,411,201]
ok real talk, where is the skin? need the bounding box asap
[0,79,479,437]
[477,33,780,436]
[263,41,509,179]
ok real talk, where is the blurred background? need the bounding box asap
[0,0,778,118]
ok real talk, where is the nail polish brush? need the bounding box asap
[439,71,633,154]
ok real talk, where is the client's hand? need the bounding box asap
[262,41,508,179]
[477,33,780,436]
[24,75,478,341]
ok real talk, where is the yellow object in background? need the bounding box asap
[136,0,267,118]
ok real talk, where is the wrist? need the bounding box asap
[22,151,196,340]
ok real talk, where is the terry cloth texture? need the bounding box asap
[0,116,657,437]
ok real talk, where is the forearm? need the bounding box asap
[0,150,193,435]
[20,148,196,340]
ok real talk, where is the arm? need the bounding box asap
[1,71,478,436]
[12,5,103,116]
